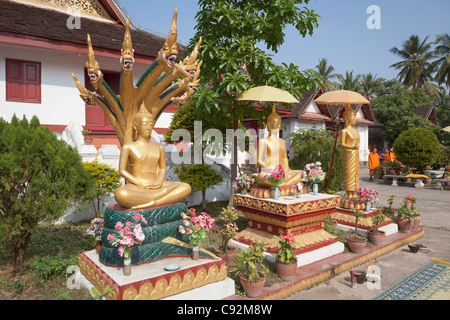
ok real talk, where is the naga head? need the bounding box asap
[181,37,202,79]
[86,34,103,87]
[72,73,93,105]
[158,7,179,68]
[121,20,135,71]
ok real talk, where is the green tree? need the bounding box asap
[434,33,450,89]
[83,158,122,217]
[0,115,96,268]
[174,164,224,209]
[315,58,338,92]
[189,0,322,206]
[389,35,436,91]
[289,125,343,193]
[336,71,361,92]
[359,73,383,100]
[371,80,437,144]
[393,127,441,173]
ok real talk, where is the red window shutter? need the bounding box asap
[5,59,41,103]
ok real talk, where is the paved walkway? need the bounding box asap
[285,168,450,300]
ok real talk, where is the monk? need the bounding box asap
[382,149,391,162]
[369,148,380,180]
[390,148,396,162]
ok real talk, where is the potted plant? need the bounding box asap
[346,209,368,254]
[263,165,286,199]
[368,210,386,246]
[82,129,92,145]
[273,233,299,282]
[178,208,215,260]
[385,195,396,216]
[396,199,414,233]
[216,206,239,266]
[424,172,432,184]
[233,173,255,195]
[86,218,104,254]
[405,194,421,229]
[371,167,382,180]
[107,214,148,276]
[235,242,269,298]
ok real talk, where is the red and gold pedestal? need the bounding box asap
[332,206,398,236]
[231,193,345,267]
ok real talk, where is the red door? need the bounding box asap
[85,71,120,128]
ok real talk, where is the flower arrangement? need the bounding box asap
[107,214,148,260]
[302,162,325,187]
[273,234,299,264]
[233,173,255,193]
[218,206,239,253]
[86,218,104,241]
[264,165,286,187]
[179,208,215,247]
[356,187,380,203]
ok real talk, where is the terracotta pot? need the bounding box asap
[217,249,237,267]
[368,230,386,246]
[95,240,102,254]
[412,216,421,230]
[347,235,367,254]
[396,217,414,233]
[239,274,266,298]
[275,260,298,282]
[424,178,432,185]
[84,138,93,145]
[354,271,366,284]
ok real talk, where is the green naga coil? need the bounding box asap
[99,203,214,266]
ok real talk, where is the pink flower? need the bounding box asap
[118,246,124,257]
[125,221,132,227]
[134,214,141,221]
[107,234,115,241]
[183,220,190,227]
[123,227,130,234]
[181,212,187,219]
[115,222,123,231]
[179,226,186,234]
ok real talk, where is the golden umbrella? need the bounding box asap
[236,85,300,104]
[314,90,370,193]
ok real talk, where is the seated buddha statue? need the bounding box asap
[114,105,191,209]
[256,106,303,188]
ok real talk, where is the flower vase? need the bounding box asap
[273,187,279,200]
[241,189,247,195]
[313,184,318,195]
[192,246,200,260]
[365,202,371,212]
[123,258,132,276]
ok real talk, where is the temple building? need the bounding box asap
[0,0,182,149]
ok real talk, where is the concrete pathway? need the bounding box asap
[285,168,450,300]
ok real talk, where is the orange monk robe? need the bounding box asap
[369,152,380,175]
[391,152,396,162]
[383,153,391,162]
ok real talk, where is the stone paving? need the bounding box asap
[284,168,450,300]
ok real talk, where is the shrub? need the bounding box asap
[29,253,76,283]
[174,164,224,209]
[83,158,122,217]
[393,128,441,173]
[0,115,96,268]
[289,125,343,192]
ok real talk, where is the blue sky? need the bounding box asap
[118,0,450,81]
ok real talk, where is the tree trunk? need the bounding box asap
[202,189,207,210]
[12,234,31,270]
[229,118,238,208]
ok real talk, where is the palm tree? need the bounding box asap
[359,73,383,100]
[434,33,450,89]
[315,58,338,92]
[389,35,436,91]
[336,71,361,92]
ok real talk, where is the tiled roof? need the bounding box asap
[0,0,186,58]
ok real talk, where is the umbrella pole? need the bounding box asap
[326,106,343,193]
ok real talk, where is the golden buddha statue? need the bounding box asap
[114,106,191,209]
[340,106,360,200]
[256,106,303,188]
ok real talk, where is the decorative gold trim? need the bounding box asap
[331,212,391,228]
[262,229,425,300]
[20,0,113,20]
